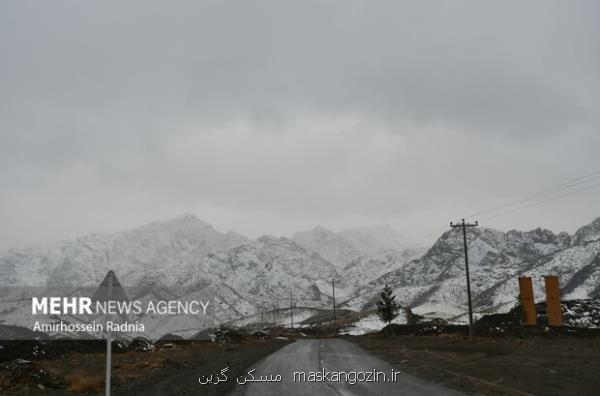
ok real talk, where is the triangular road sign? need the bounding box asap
[93,270,128,303]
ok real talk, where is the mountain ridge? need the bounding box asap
[1,213,599,333]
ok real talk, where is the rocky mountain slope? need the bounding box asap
[0,214,247,289]
[291,225,410,269]
[1,214,599,336]
[345,218,600,321]
[0,215,364,336]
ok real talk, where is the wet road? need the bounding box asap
[230,339,463,395]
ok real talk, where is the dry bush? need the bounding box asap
[65,370,104,393]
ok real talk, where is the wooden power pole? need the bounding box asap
[450,219,478,338]
[330,279,336,323]
[289,290,294,329]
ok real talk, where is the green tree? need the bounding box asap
[376,284,400,328]
[514,294,525,324]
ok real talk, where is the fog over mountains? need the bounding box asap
[1,214,599,328]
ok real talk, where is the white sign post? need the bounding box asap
[92,270,127,396]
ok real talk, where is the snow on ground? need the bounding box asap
[315,280,354,299]
[564,286,593,301]
[272,309,316,328]
[442,312,485,325]
[339,312,407,336]
[563,299,600,328]
[412,303,465,320]
[229,308,319,328]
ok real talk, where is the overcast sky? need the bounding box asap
[1,1,599,249]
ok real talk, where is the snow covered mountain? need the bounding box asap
[342,247,427,287]
[0,214,247,288]
[344,219,600,321]
[338,225,412,256]
[291,226,361,269]
[1,214,599,335]
[175,235,338,319]
[0,215,341,336]
[292,225,410,269]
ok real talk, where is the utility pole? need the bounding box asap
[289,290,294,329]
[450,219,478,338]
[330,279,336,323]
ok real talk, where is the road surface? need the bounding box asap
[230,339,463,395]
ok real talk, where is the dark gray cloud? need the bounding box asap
[1,1,599,248]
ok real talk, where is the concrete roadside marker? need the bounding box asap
[518,277,537,325]
[544,276,563,327]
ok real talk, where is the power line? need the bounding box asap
[406,169,600,249]
[478,180,600,222]
[464,169,600,220]
[388,168,600,259]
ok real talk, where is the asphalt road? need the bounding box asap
[230,339,463,396]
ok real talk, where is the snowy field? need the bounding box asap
[339,312,407,336]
